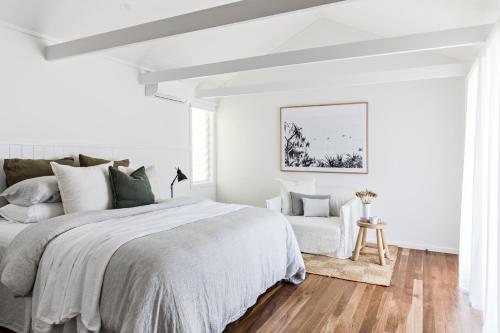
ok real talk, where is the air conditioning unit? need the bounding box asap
[145,84,188,104]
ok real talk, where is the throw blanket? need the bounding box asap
[1,198,305,333]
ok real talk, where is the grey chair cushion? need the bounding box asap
[289,192,331,216]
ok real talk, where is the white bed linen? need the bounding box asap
[0,218,29,249]
[32,200,245,333]
[0,203,64,224]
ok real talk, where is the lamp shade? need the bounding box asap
[176,168,188,182]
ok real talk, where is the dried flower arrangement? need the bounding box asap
[355,189,378,204]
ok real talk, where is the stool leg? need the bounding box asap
[352,227,365,261]
[381,229,391,260]
[361,228,367,249]
[376,229,386,265]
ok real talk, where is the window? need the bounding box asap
[191,107,215,184]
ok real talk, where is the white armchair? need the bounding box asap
[266,186,362,259]
[265,196,282,212]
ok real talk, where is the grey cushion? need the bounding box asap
[108,166,155,209]
[303,198,330,217]
[290,192,331,216]
[1,176,61,206]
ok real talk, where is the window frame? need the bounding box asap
[190,106,216,187]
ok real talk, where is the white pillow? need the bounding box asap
[277,179,316,215]
[51,162,113,214]
[0,203,64,223]
[302,198,330,217]
[118,165,163,202]
[1,176,61,206]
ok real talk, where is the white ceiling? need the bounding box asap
[0,0,498,91]
[0,0,236,40]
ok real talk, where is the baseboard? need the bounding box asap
[389,241,459,255]
[365,236,458,254]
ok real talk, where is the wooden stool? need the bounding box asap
[352,221,390,265]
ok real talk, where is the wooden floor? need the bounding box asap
[224,249,481,333]
[0,249,481,333]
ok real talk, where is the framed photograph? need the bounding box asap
[280,102,368,174]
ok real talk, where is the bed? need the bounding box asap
[0,218,29,250]
[0,218,31,333]
[0,198,305,333]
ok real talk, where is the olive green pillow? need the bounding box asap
[3,157,74,187]
[108,166,155,209]
[79,154,129,168]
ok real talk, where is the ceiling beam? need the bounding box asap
[195,63,467,98]
[45,0,348,60]
[140,24,492,84]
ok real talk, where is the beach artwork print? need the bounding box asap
[281,102,368,173]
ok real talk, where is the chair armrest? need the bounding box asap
[339,198,362,255]
[266,196,282,213]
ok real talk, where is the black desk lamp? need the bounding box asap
[170,167,188,198]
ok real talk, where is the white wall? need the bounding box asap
[217,78,465,253]
[0,23,215,199]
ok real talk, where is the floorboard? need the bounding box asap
[0,249,480,333]
[225,249,481,333]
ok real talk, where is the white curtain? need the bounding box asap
[460,21,500,333]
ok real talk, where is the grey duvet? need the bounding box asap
[0,198,305,333]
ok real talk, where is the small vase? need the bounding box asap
[362,203,372,220]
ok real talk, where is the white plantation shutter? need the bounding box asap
[191,107,214,183]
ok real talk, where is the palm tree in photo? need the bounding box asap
[284,121,364,169]
[283,121,314,167]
